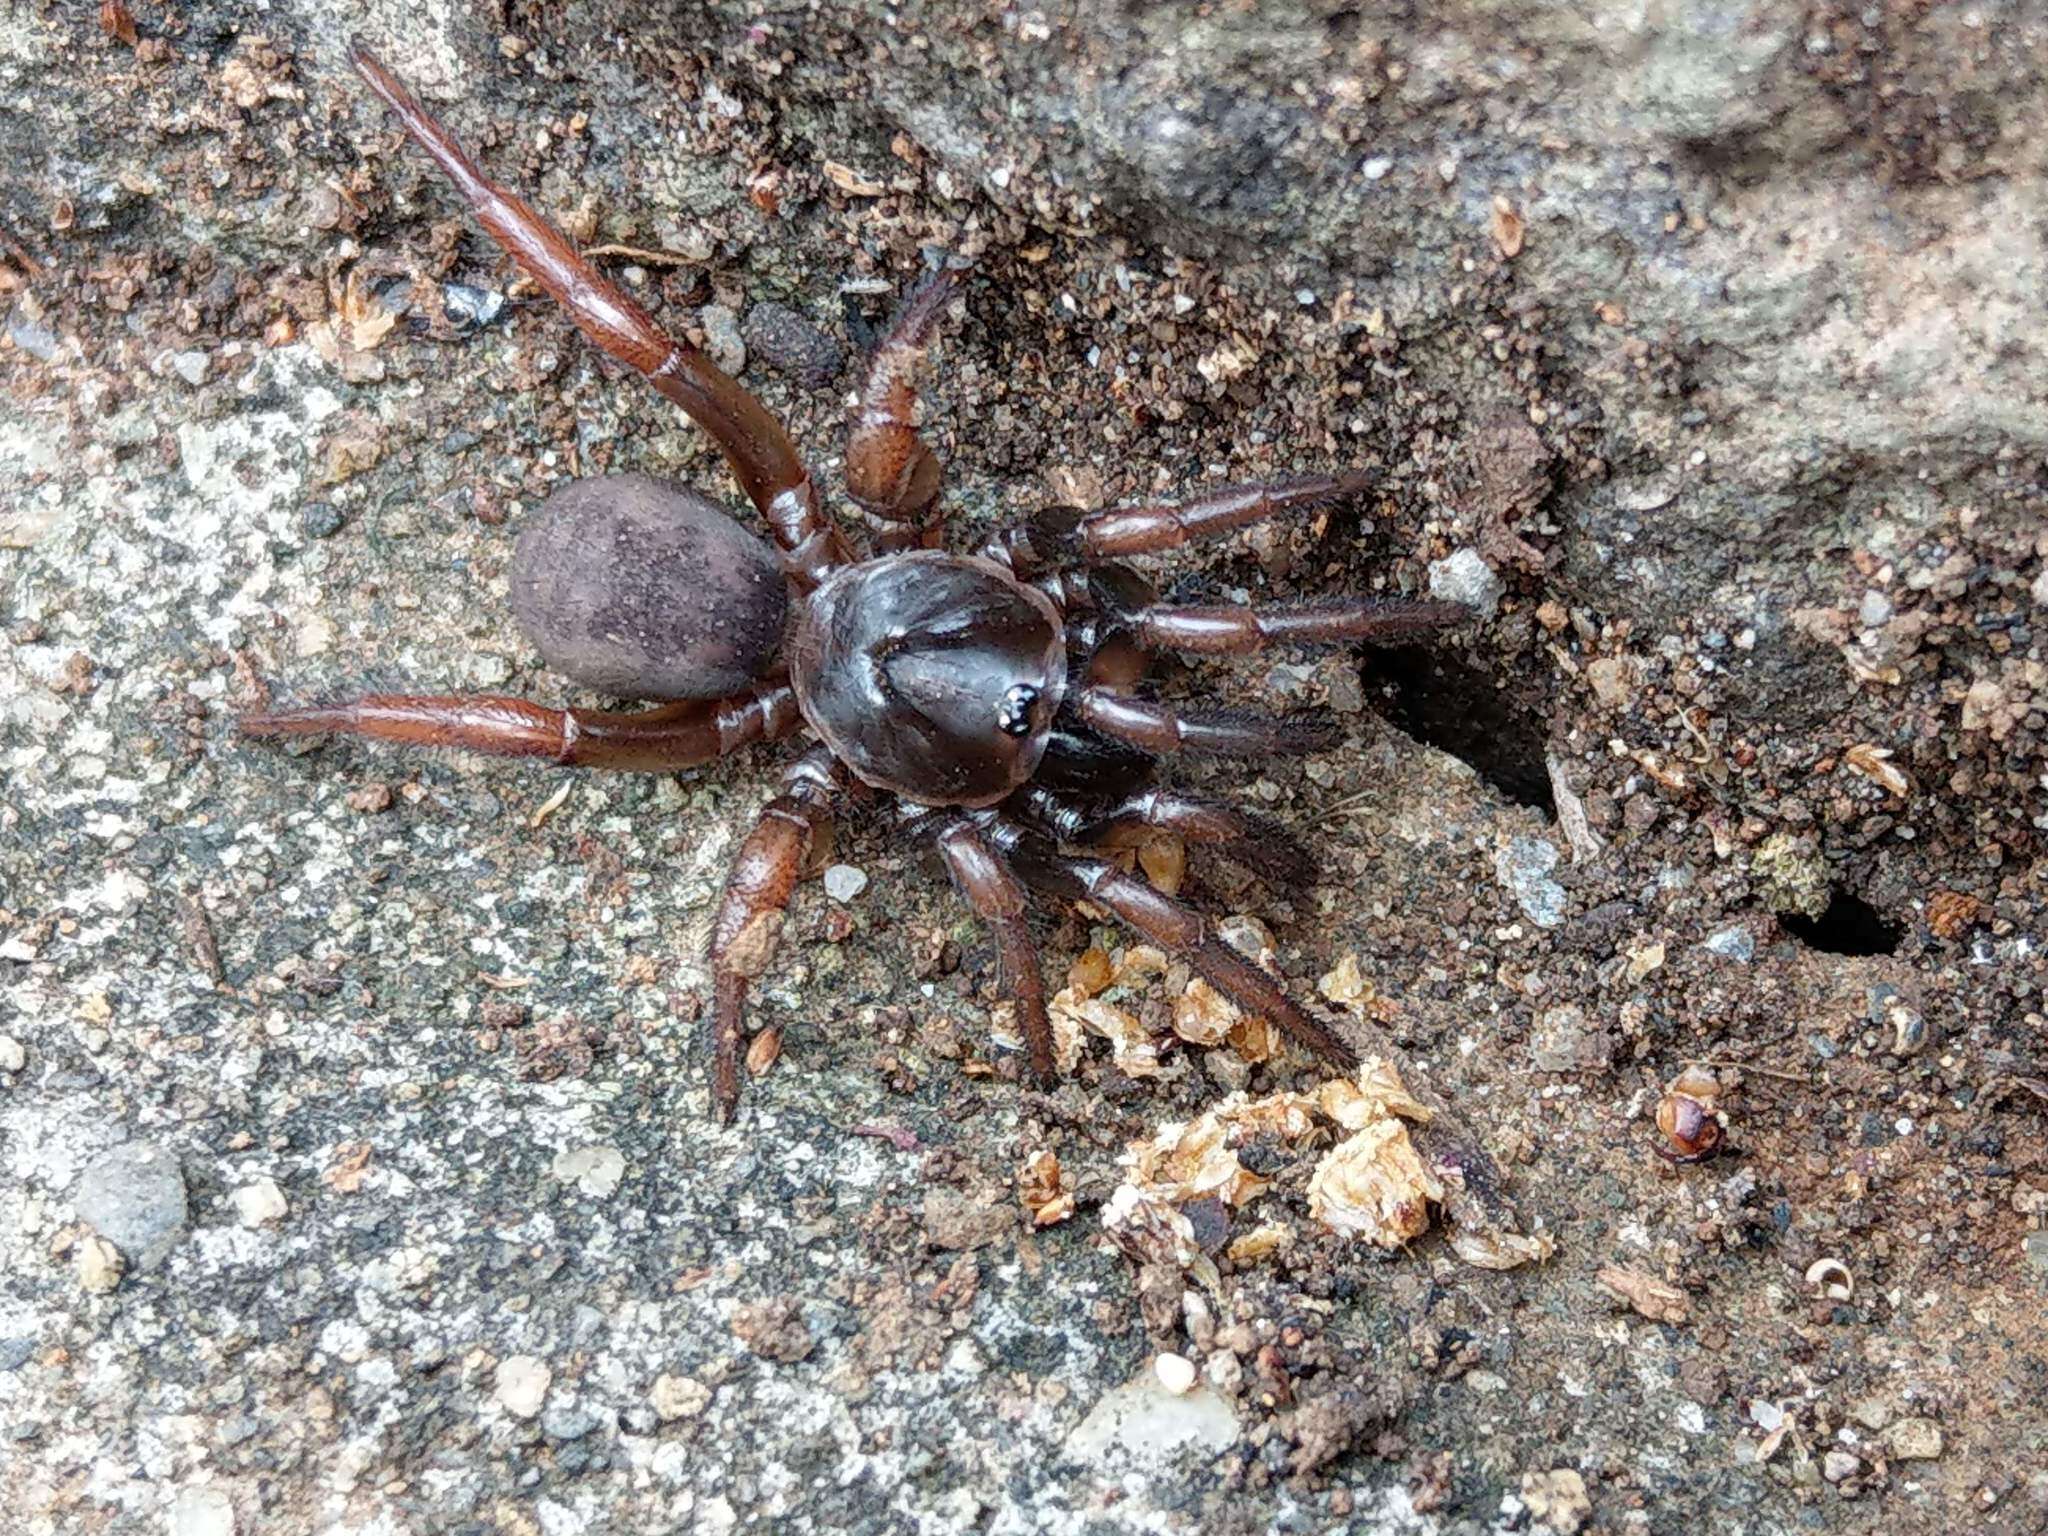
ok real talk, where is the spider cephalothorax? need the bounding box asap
[243,42,1472,1122]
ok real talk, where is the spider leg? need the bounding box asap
[707,747,842,1123]
[920,810,1056,1085]
[349,42,854,587]
[1124,595,1470,656]
[239,680,800,771]
[987,817,1357,1069]
[845,268,959,547]
[1068,687,1340,757]
[1009,784,1315,888]
[1072,472,1373,560]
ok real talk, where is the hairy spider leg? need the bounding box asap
[984,816,1358,1069]
[1073,471,1375,558]
[1067,688,1342,757]
[1124,595,1470,655]
[927,814,1056,1084]
[845,267,959,548]
[239,681,801,771]
[349,41,854,588]
[1008,784,1316,888]
[708,747,843,1123]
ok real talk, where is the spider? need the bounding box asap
[243,43,1472,1124]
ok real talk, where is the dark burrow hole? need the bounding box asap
[1367,649,1556,815]
[1779,889,1903,957]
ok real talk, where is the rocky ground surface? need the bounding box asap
[2,2,2045,1533]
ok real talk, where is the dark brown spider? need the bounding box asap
[243,43,1471,1124]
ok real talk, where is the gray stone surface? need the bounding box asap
[2,4,2042,1534]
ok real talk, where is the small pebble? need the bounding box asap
[1883,1418,1944,1460]
[1428,548,1504,619]
[170,350,211,386]
[698,303,746,375]
[495,1355,551,1418]
[743,301,845,388]
[74,1141,189,1269]
[169,1486,236,1536]
[552,1144,626,1199]
[442,282,506,328]
[0,1036,23,1072]
[233,1178,288,1227]
[1858,589,1894,627]
[1154,1353,1197,1395]
[823,864,869,902]
[76,1233,124,1294]
[651,1372,711,1421]
[1822,1449,1860,1483]
[1494,836,1566,928]
[301,502,344,539]
[1702,925,1754,962]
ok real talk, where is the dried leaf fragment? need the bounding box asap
[1490,195,1525,258]
[1597,1264,1691,1323]
[822,160,885,196]
[1017,1149,1074,1227]
[1842,742,1909,796]
[1306,1117,1443,1247]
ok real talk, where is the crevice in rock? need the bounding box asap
[1779,890,1902,957]
[1368,648,1556,815]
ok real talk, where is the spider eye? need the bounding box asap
[995,682,1040,737]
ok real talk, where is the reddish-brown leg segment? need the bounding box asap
[349,42,854,587]
[708,747,841,1123]
[992,820,1358,1069]
[1070,688,1340,757]
[1011,784,1315,887]
[239,680,800,771]
[1129,595,1470,655]
[845,268,958,545]
[932,817,1056,1084]
[1073,471,1373,558]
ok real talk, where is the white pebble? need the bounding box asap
[233,1178,289,1227]
[552,1144,626,1199]
[1428,548,1504,619]
[823,864,869,902]
[0,1035,23,1072]
[495,1355,551,1418]
[1154,1352,1197,1395]
[169,1486,237,1536]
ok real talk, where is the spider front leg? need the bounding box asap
[989,819,1358,1069]
[708,747,843,1123]
[922,813,1057,1085]
[845,268,959,547]
[240,680,800,771]
[350,42,854,586]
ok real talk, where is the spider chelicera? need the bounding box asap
[243,42,1471,1123]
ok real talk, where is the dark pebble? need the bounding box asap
[301,503,344,539]
[742,301,845,389]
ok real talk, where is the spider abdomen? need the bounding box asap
[508,474,789,700]
[790,552,1067,807]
